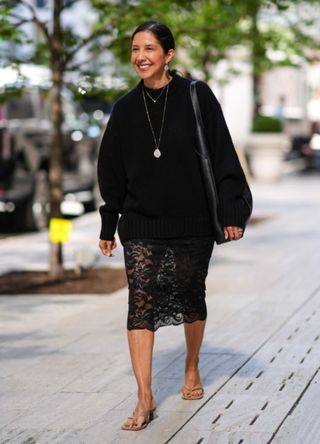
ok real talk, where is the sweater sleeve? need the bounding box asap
[196,81,249,228]
[97,107,127,240]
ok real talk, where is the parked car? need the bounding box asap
[0,66,100,231]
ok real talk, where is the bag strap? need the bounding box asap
[190,80,220,206]
[190,81,210,160]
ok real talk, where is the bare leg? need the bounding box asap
[123,329,155,429]
[183,320,206,397]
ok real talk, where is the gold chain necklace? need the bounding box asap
[142,82,169,159]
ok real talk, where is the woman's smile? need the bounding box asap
[137,62,153,71]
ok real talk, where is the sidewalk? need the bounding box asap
[0,173,320,444]
[0,210,125,275]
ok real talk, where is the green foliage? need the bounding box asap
[28,42,51,66]
[0,0,320,100]
[252,114,283,133]
[168,0,246,81]
[0,4,25,43]
[0,86,24,104]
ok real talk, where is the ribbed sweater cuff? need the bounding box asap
[219,199,248,229]
[99,210,119,240]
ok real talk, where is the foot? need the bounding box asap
[181,381,204,400]
[122,397,157,431]
[182,359,203,399]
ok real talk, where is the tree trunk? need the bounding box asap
[49,0,64,278]
[253,73,262,117]
[250,1,264,119]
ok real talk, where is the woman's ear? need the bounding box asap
[166,48,175,64]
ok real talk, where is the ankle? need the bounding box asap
[137,390,153,402]
[185,356,199,371]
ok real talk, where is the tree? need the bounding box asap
[231,0,320,116]
[0,0,129,277]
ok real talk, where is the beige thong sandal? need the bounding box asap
[121,399,157,431]
[181,383,204,400]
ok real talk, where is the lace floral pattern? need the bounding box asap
[123,237,214,331]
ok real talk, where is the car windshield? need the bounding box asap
[5,89,51,120]
[6,95,34,119]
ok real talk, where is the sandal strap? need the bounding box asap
[132,411,149,428]
[130,410,150,421]
[183,384,204,392]
[123,402,156,430]
[127,415,135,420]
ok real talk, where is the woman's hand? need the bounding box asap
[99,238,117,257]
[224,226,243,241]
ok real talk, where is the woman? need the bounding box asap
[98,21,248,431]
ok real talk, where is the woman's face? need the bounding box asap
[131,31,174,82]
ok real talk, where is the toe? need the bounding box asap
[193,389,202,397]
[135,415,146,428]
[123,414,136,429]
[182,385,203,399]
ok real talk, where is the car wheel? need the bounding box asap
[25,170,50,231]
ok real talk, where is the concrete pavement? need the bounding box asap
[0,172,320,443]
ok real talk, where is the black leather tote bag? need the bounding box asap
[190,80,252,244]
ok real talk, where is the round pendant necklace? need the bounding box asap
[142,82,169,159]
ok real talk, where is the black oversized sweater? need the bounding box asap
[97,73,248,243]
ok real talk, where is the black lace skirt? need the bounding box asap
[123,237,214,332]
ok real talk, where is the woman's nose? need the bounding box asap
[136,50,146,61]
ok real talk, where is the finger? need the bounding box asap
[105,243,114,256]
[227,227,236,240]
[99,241,113,256]
[234,228,243,240]
[236,227,243,239]
[236,230,243,240]
[226,227,243,241]
[224,228,234,239]
[107,240,116,256]
[101,247,111,256]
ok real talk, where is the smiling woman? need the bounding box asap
[97,20,251,432]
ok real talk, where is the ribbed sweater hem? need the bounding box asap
[117,213,214,244]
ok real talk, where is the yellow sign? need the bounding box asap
[49,218,72,243]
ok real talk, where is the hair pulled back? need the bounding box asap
[131,20,175,54]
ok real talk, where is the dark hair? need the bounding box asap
[131,20,175,54]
